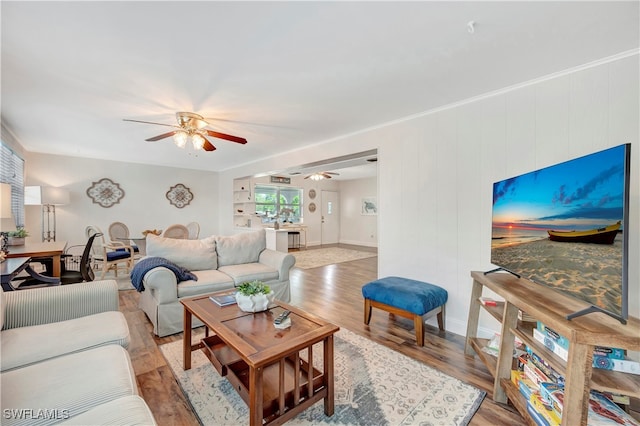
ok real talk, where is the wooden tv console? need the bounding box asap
[465,270,640,426]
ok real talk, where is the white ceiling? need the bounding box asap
[2,1,638,177]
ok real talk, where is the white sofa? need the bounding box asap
[138,229,296,337]
[0,280,156,425]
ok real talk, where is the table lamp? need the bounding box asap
[25,186,70,242]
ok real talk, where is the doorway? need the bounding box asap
[321,190,339,245]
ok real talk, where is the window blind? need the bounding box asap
[0,142,25,227]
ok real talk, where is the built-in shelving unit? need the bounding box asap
[233,178,255,228]
[465,270,640,425]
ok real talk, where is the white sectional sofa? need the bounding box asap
[0,280,156,425]
[138,229,296,337]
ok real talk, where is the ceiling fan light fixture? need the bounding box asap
[173,131,188,148]
[309,173,324,181]
[191,133,206,150]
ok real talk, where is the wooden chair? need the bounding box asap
[185,222,200,240]
[86,225,134,279]
[162,224,189,239]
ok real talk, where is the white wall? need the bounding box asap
[220,53,640,337]
[24,153,219,247]
[340,177,378,247]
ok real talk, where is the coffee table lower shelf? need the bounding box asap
[201,334,327,424]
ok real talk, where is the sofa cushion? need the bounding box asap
[1,311,130,372]
[177,269,235,298]
[0,345,137,426]
[146,234,217,271]
[58,395,157,425]
[215,229,266,267]
[218,263,279,285]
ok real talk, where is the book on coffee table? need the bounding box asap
[209,292,237,306]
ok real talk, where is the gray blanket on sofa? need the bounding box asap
[130,257,197,292]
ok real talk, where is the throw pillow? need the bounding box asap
[145,234,217,271]
[215,229,266,266]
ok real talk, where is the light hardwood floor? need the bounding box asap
[119,244,524,425]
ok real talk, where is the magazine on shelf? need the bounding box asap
[209,292,237,307]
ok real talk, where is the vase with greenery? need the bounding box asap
[235,280,274,312]
[7,227,28,246]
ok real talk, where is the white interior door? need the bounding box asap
[321,190,339,245]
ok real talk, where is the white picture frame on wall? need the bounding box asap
[361,197,377,215]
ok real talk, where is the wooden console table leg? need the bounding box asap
[324,335,335,416]
[562,344,593,425]
[183,308,192,370]
[464,278,483,355]
[494,301,519,403]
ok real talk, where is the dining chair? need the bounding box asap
[185,221,200,240]
[86,225,134,279]
[162,224,189,239]
[108,221,140,257]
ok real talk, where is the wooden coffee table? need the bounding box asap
[181,294,340,426]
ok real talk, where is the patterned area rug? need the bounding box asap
[160,328,485,425]
[292,247,377,269]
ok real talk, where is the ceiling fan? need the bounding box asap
[123,112,247,152]
[304,171,339,181]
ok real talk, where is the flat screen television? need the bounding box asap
[490,143,631,324]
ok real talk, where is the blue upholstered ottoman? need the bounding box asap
[362,276,448,346]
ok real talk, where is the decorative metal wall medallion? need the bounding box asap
[86,178,125,208]
[308,202,317,213]
[308,189,316,199]
[166,183,193,208]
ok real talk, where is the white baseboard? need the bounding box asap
[339,239,378,248]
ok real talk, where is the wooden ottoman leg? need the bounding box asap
[437,304,446,331]
[364,298,372,325]
[414,314,424,346]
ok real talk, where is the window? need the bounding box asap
[0,142,25,227]
[255,185,302,224]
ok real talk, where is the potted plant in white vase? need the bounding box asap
[235,280,274,313]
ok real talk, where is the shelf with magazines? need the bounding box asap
[465,270,640,426]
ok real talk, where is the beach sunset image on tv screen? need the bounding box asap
[490,144,630,322]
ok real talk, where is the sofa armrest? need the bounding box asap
[259,249,296,281]
[142,267,179,304]
[3,280,119,330]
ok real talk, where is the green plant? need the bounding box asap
[236,280,271,296]
[8,227,28,238]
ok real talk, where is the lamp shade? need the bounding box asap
[25,186,70,205]
[1,183,12,219]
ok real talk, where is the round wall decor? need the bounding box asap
[166,183,193,208]
[86,178,125,208]
[308,202,317,213]
[308,189,316,199]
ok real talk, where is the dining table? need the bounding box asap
[116,237,147,256]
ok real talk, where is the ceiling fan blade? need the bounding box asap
[123,119,178,128]
[204,130,247,144]
[202,139,216,152]
[146,131,177,142]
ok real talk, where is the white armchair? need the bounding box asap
[86,225,134,279]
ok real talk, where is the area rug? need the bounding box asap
[292,247,376,269]
[159,328,485,425]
